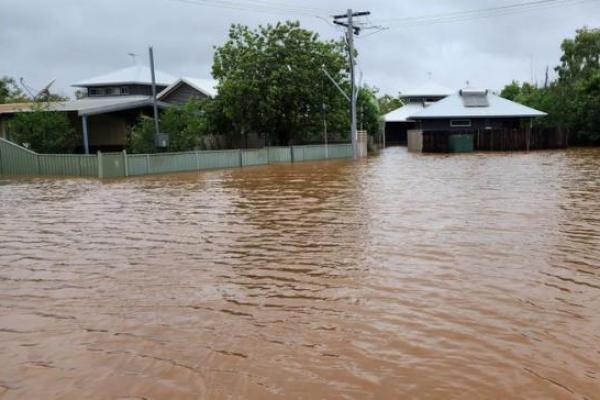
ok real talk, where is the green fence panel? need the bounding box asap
[147,152,197,174]
[127,155,150,176]
[196,150,241,170]
[242,149,268,167]
[327,144,354,159]
[102,153,125,178]
[449,134,474,153]
[78,155,99,177]
[38,155,82,176]
[293,145,328,162]
[0,138,39,175]
[267,147,292,163]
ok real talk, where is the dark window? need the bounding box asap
[89,88,105,96]
[450,119,472,128]
[120,87,129,95]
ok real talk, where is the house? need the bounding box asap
[0,65,216,153]
[383,82,452,146]
[406,87,559,153]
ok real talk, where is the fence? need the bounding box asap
[0,138,354,179]
[408,127,568,153]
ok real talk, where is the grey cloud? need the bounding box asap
[1,0,598,98]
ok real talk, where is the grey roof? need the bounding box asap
[158,77,218,99]
[400,82,453,98]
[410,90,547,119]
[384,103,423,122]
[72,65,177,88]
[0,96,170,117]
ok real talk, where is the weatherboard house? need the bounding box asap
[0,65,216,153]
[384,84,566,152]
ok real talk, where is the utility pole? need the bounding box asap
[148,46,161,146]
[333,9,370,160]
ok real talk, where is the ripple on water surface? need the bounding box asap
[1,147,600,399]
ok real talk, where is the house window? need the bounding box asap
[105,87,121,96]
[89,88,105,96]
[450,119,472,128]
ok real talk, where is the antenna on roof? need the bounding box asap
[128,52,139,65]
[36,78,56,99]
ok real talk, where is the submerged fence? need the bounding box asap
[0,138,354,179]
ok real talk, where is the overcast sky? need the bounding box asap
[1,0,599,98]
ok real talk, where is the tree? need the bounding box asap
[378,94,404,115]
[358,86,381,136]
[0,76,27,103]
[128,98,209,154]
[9,103,77,153]
[500,27,600,145]
[211,21,350,145]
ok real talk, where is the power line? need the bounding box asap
[167,0,336,17]
[371,0,596,28]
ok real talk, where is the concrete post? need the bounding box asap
[97,151,103,179]
[122,150,129,177]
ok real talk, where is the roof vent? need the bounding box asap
[460,88,489,107]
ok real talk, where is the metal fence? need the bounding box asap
[0,138,354,179]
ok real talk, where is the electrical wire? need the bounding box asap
[371,0,597,28]
[167,0,336,17]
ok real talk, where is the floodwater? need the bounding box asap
[1,147,600,400]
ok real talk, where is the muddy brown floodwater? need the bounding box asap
[1,147,600,399]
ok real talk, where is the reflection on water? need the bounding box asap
[1,147,599,399]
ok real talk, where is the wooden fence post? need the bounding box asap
[122,150,129,177]
[146,154,150,174]
[97,151,103,179]
[290,146,295,163]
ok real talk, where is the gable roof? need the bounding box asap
[410,90,547,119]
[384,103,423,122]
[72,65,177,88]
[157,77,218,100]
[400,82,453,99]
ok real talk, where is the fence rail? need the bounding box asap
[0,138,354,179]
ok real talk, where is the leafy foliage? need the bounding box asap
[128,98,208,154]
[211,21,350,145]
[377,94,404,115]
[0,76,27,103]
[500,27,600,145]
[358,86,381,135]
[9,103,77,153]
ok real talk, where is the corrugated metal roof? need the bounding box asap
[158,77,218,100]
[0,96,169,117]
[410,90,547,119]
[384,103,424,122]
[400,82,453,98]
[72,65,177,87]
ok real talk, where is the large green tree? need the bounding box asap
[500,27,600,145]
[211,21,350,145]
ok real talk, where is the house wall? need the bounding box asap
[161,83,209,105]
[417,117,522,132]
